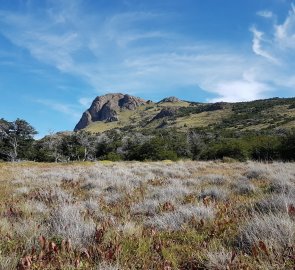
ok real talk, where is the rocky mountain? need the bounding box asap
[158,96,181,103]
[74,93,295,134]
[74,93,147,131]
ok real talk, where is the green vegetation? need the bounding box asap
[1,97,295,163]
[1,121,295,163]
[0,118,37,161]
[84,97,295,133]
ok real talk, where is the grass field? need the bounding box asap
[1,161,295,269]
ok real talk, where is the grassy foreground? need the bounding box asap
[0,161,295,269]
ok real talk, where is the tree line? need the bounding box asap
[0,118,294,162]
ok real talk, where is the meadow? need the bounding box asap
[0,160,295,269]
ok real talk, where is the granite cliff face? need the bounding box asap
[74,93,147,131]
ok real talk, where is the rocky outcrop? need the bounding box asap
[158,96,181,103]
[74,93,147,130]
[152,107,177,120]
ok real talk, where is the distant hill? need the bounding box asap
[75,93,295,133]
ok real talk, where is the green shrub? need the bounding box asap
[201,140,249,161]
[249,136,281,161]
[105,152,122,161]
[280,131,295,161]
[126,137,178,161]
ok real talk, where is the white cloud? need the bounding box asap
[0,1,295,104]
[250,26,278,63]
[211,79,270,102]
[257,10,273,18]
[274,3,295,49]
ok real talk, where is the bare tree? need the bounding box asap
[44,132,64,162]
[187,130,206,160]
[75,131,96,161]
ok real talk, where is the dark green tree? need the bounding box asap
[280,131,295,161]
[250,136,280,161]
[0,118,37,161]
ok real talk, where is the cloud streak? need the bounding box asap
[250,27,278,63]
[257,10,273,18]
[274,3,295,49]
[34,99,81,120]
[0,0,294,105]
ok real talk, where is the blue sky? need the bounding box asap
[0,0,295,136]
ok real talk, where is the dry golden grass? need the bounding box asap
[0,161,295,269]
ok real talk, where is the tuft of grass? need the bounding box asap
[201,174,227,185]
[253,193,295,214]
[31,187,73,205]
[268,175,294,194]
[144,204,215,230]
[231,179,256,195]
[130,199,160,216]
[205,249,234,270]
[244,166,269,180]
[95,263,120,270]
[148,183,191,203]
[0,254,18,270]
[236,213,295,253]
[49,203,96,248]
[199,187,229,201]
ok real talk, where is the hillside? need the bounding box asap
[75,94,295,133]
[2,94,295,163]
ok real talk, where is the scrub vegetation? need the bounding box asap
[1,161,295,269]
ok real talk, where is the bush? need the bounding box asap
[280,131,295,161]
[126,137,178,161]
[105,152,122,161]
[250,136,281,161]
[202,140,249,161]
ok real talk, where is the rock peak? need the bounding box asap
[74,93,147,131]
[159,96,181,103]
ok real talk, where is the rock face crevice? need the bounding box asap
[74,93,146,131]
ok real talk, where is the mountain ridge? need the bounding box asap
[74,93,295,134]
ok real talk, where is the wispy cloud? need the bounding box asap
[257,10,273,18]
[274,3,295,49]
[246,3,295,94]
[34,99,81,120]
[250,26,278,63]
[0,1,294,103]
